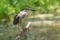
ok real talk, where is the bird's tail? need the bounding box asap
[13,16,20,25]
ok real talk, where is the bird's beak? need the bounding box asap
[26,8,36,11]
[29,9,36,11]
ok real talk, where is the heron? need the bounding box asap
[13,8,31,33]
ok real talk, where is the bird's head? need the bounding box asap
[22,7,36,16]
[23,7,36,11]
[24,8,30,12]
[23,8,31,16]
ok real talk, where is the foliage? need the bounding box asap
[0,0,60,23]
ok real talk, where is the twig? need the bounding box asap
[16,21,31,40]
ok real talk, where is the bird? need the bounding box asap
[13,8,30,24]
[13,8,30,33]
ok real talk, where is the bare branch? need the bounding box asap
[16,21,31,40]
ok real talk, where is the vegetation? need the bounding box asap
[0,0,60,23]
[0,0,60,40]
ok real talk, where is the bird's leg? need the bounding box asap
[18,23,20,34]
[17,23,21,40]
[18,22,21,34]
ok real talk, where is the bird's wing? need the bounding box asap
[17,11,27,17]
[13,11,27,25]
[20,12,27,20]
[13,14,20,25]
[17,11,27,20]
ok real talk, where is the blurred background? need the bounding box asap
[0,0,60,40]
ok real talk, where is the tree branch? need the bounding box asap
[16,21,31,40]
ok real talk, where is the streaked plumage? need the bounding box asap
[13,8,29,25]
